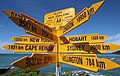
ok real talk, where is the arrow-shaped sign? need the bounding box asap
[2,10,58,43]
[12,53,56,70]
[10,35,53,43]
[59,42,120,53]
[60,33,109,43]
[60,54,120,72]
[59,0,105,36]
[3,43,57,53]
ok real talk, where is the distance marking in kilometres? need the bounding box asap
[60,54,120,72]
[10,35,53,44]
[12,53,56,70]
[59,42,120,53]
[60,33,109,43]
[59,0,105,36]
[2,10,58,43]
[3,43,57,53]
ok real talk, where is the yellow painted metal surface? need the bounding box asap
[59,42,120,53]
[3,43,57,52]
[60,33,109,43]
[60,54,120,72]
[2,10,58,43]
[12,53,56,70]
[59,1,105,36]
[44,7,75,27]
[10,35,53,43]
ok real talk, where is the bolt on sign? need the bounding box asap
[60,33,109,43]
[59,0,105,36]
[10,35,53,43]
[60,54,120,72]
[12,53,56,70]
[2,10,58,43]
[44,7,75,28]
[59,42,120,53]
[3,43,57,53]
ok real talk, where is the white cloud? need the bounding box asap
[105,33,120,45]
[0,41,14,53]
[0,41,9,49]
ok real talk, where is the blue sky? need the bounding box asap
[0,0,120,53]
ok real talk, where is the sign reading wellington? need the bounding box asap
[59,1,105,36]
[60,54,120,72]
[44,7,75,27]
[12,54,56,70]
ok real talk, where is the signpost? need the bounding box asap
[12,53,56,70]
[44,7,75,28]
[60,54,120,72]
[2,0,120,76]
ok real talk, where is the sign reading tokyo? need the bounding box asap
[60,54,120,72]
[3,44,57,52]
[59,1,105,36]
[2,10,58,43]
[12,54,56,70]
[44,7,75,27]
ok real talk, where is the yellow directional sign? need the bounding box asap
[59,0,105,36]
[3,43,57,52]
[60,34,109,43]
[2,10,58,43]
[60,54,120,72]
[44,7,75,27]
[12,53,56,70]
[59,42,120,53]
[10,35,53,43]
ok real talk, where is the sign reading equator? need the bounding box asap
[59,1,105,36]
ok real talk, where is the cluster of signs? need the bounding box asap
[2,0,120,72]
